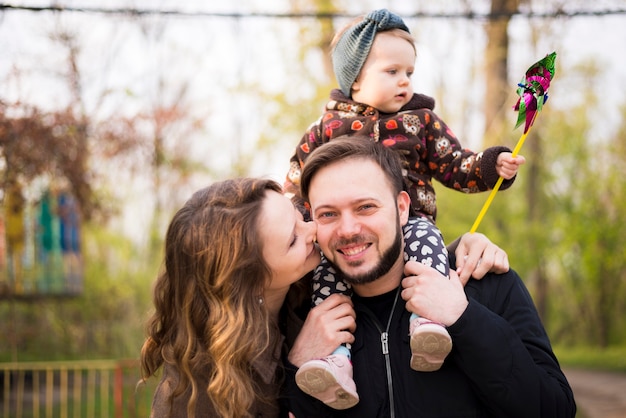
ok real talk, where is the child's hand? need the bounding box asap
[496,152,526,179]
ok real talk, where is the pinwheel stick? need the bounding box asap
[469,52,555,234]
[469,112,537,233]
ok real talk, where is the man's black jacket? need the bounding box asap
[283,266,576,417]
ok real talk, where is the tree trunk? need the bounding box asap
[527,129,549,321]
[483,0,519,146]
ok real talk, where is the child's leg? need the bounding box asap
[312,254,353,306]
[403,217,449,278]
[403,217,453,372]
[295,253,359,410]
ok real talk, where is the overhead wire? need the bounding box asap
[1,4,626,19]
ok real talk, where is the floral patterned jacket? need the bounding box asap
[285,89,514,222]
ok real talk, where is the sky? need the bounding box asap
[1,0,626,239]
[3,1,625,144]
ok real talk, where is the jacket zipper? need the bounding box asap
[361,287,401,418]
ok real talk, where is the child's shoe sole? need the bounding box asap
[410,322,452,372]
[295,356,359,410]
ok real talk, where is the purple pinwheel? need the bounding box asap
[513,52,556,133]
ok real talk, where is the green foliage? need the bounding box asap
[554,345,626,373]
[437,64,626,349]
[0,224,160,362]
[2,1,625,368]
[544,109,626,347]
[251,5,338,179]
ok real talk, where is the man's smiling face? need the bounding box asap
[308,157,408,287]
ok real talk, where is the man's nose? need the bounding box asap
[337,214,361,237]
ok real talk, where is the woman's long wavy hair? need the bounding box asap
[140,178,282,418]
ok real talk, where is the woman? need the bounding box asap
[140,177,508,418]
[140,178,342,418]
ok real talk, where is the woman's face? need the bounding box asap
[259,190,320,294]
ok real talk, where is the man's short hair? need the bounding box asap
[300,137,406,203]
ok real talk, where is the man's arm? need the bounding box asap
[287,294,356,367]
[448,271,576,417]
[401,262,575,417]
[282,294,355,417]
[282,361,336,417]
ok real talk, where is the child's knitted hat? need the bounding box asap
[332,9,410,97]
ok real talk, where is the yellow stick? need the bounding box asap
[469,121,534,233]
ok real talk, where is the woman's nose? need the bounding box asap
[304,220,317,241]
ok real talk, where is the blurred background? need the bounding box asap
[0,0,625,416]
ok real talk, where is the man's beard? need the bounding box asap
[335,222,403,286]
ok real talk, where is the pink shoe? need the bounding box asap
[295,354,359,410]
[409,317,452,372]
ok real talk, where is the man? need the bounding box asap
[285,138,576,417]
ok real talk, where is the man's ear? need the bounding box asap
[397,191,411,225]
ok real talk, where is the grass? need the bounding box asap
[554,345,626,373]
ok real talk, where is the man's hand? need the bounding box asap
[287,294,356,367]
[452,232,509,284]
[401,261,469,327]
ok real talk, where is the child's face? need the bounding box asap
[351,32,415,113]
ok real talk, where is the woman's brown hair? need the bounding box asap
[140,178,283,418]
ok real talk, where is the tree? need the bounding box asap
[543,97,626,347]
[483,0,520,145]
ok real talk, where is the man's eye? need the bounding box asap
[317,212,335,219]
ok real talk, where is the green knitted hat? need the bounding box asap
[332,9,410,97]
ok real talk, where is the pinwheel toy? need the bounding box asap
[470,52,557,233]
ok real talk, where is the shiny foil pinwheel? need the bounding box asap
[470,52,557,233]
[514,52,557,134]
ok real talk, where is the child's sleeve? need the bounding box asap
[283,119,324,199]
[283,157,303,199]
[421,110,516,193]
